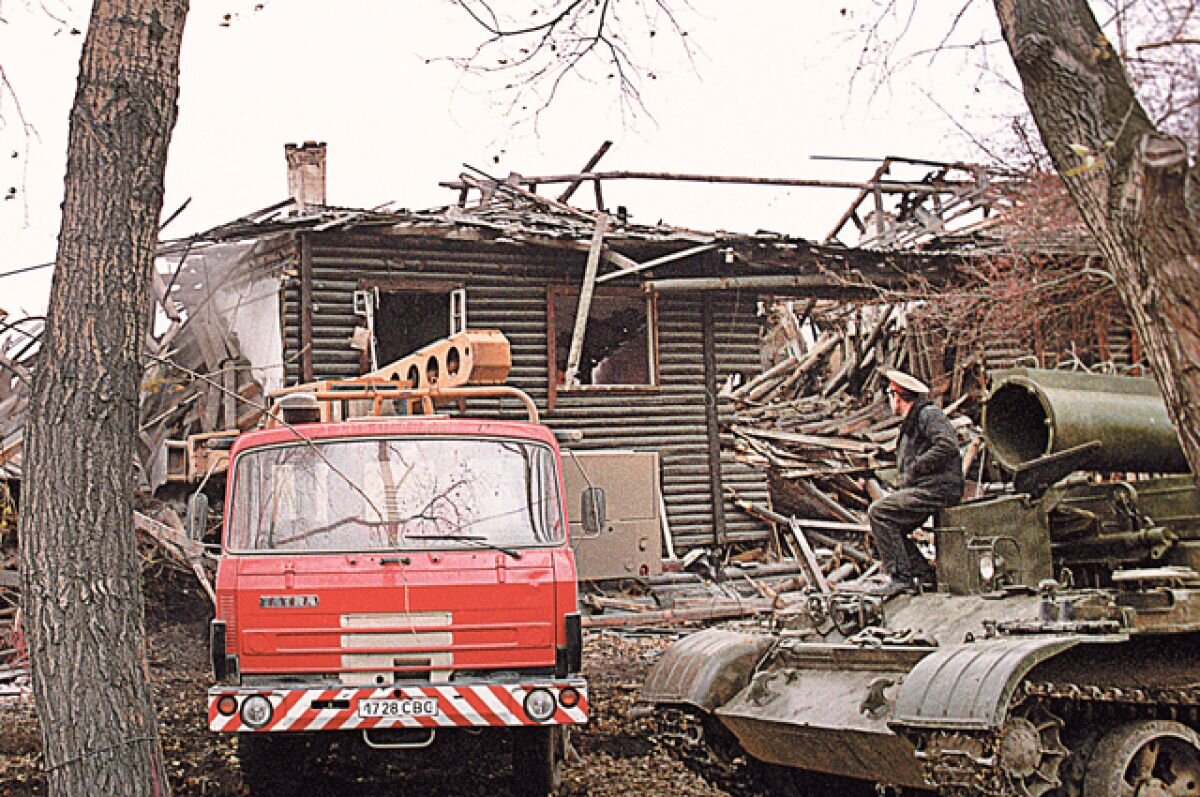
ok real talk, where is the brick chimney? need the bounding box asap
[284,141,327,209]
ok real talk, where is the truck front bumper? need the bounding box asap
[208,679,588,733]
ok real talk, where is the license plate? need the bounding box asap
[356,696,439,719]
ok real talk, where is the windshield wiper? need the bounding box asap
[405,533,522,560]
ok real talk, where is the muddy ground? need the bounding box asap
[0,565,830,797]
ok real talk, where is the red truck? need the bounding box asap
[196,336,588,796]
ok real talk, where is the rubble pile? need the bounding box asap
[0,499,215,700]
[0,513,22,699]
[579,301,987,627]
[0,270,246,689]
[720,301,979,569]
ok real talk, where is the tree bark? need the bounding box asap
[17,1,189,795]
[994,0,1200,474]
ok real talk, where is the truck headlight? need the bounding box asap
[523,689,556,723]
[240,695,273,729]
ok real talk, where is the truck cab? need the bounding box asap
[202,334,586,796]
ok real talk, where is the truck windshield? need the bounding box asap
[227,436,564,552]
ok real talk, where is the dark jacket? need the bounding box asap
[896,397,964,503]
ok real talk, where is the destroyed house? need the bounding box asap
[148,144,962,562]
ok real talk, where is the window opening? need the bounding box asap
[552,288,654,387]
[373,290,453,369]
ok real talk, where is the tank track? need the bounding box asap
[912,680,1200,796]
[654,707,750,784]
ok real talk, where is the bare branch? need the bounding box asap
[1138,37,1200,49]
[843,0,1198,166]
[0,65,40,225]
[442,0,696,132]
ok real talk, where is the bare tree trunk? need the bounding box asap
[17,1,189,795]
[994,0,1200,473]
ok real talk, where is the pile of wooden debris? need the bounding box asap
[0,498,22,699]
[0,501,215,697]
[576,300,990,628]
[579,279,1146,629]
[723,301,983,569]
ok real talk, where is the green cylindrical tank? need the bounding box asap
[982,368,1188,473]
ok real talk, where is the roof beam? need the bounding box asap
[558,140,613,203]
[442,170,973,195]
[595,243,717,284]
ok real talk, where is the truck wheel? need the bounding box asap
[238,733,311,797]
[1082,720,1200,797]
[512,726,564,796]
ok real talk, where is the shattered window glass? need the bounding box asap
[228,436,563,552]
[552,288,655,386]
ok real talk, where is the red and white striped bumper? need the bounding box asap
[208,680,588,732]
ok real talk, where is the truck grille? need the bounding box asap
[339,611,453,686]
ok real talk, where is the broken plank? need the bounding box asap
[788,517,830,594]
[732,355,797,401]
[132,512,216,607]
[581,599,771,628]
[562,214,609,387]
[732,426,878,454]
[595,243,718,284]
[583,595,655,613]
[778,464,877,479]
[725,488,871,564]
[557,140,613,203]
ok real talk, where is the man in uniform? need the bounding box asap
[867,369,964,597]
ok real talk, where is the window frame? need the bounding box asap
[546,283,660,411]
[355,277,464,373]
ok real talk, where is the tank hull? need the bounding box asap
[645,593,1044,788]
[719,707,926,787]
[641,369,1200,793]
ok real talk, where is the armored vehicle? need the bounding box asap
[641,369,1200,795]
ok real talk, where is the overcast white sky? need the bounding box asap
[0,1,1023,316]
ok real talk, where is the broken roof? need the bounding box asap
[161,164,979,300]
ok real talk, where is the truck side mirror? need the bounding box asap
[580,487,606,538]
[187,492,210,543]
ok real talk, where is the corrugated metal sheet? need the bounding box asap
[280,233,772,552]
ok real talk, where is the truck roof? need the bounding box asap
[230,416,559,457]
